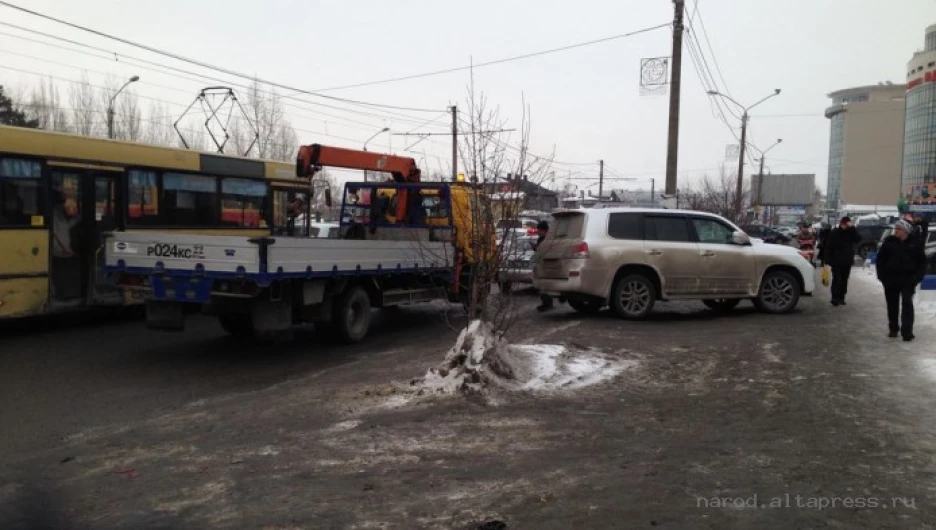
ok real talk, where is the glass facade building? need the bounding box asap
[902,25,936,211]
[826,110,846,212]
[902,83,936,189]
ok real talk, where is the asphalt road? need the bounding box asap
[3,275,936,529]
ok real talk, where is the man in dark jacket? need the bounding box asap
[823,216,861,306]
[876,220,927,341]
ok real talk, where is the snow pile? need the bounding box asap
[415,320,634,395]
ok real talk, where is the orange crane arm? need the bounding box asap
[296,144,421,183]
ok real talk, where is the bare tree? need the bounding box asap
[69,72,99,136]
[118,88,142,141]
[678,165,750,224]
[457,88,553,331]
[143,101,175,147]
[228,78,297,161]
[27,77,69,132]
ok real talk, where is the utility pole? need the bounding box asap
[756,154,764,214]
[598,160,605,204]
[735,112,748,220]
[664,0,685,201]
[451,105,458,181]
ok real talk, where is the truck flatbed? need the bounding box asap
[106,232,453,285]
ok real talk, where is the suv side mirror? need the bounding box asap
[732,231,752,246]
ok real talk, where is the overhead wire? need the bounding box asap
[0,20,451,130]
[0,0,445,113]
[308,22,673,92]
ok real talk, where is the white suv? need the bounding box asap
[532,208,815,319]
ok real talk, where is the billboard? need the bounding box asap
[751,174,815,206]
[904,182,936,212]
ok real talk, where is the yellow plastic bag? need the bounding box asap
[821,266,831,287]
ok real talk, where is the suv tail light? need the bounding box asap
[570,242,589,259]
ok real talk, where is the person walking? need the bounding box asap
[823,216,861,306]
[531,220,555,312]
[876,220,927,341]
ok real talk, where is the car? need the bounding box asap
[498,233,537,293]
[740,224,792,245]
[532,208,815,319]
[877,225,936,258]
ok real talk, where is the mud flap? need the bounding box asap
[251,296,293,340]
[145,301,185,331]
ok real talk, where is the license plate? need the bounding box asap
[145,243,206,260]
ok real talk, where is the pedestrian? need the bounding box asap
[823,216,861,306]
[532,220,554,312]
[876,219,927,341]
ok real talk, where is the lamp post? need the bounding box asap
[107,75,140,139]
[707,89,781,220]
[753,139,783,220]
[363,127,390,182]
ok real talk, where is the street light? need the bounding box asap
[753,138,783,221]
[363,127,390,182]
[107,75,140,139]
[707,88,781,218]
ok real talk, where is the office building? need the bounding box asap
[903,24,936,211]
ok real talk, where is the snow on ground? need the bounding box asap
[412,320,635,395]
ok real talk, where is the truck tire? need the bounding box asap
[333,286,372,344]
[218,314,253,339]
[609,274,656,320]
[754,270,801,314]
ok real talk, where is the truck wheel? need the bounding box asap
[218,314,253,339]
[610,274,656,320]
[754,270,800,314]
[334,286,372,344]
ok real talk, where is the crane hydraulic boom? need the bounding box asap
[296,144,421,183]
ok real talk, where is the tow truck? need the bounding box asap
[105,144,492,343]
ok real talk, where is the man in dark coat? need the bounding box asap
[823,216,861,306]
[876,220,927,341]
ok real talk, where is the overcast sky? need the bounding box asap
[1,0,935,194]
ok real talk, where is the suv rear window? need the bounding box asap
[608,212,641,240]
[552,212,585,239]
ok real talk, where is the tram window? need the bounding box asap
[221,178,268,228]
[162,173,218,226]
[0,158,42,227]
[127,170,159,223]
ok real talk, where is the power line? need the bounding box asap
[0,21,450,130]
[0,0,443,113]
[693,4,732,101]
[309,22,673,93]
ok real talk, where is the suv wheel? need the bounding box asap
[702,298,741,312]
[610,274,656,320]
[754,271,800,314]
[568,298,603,314]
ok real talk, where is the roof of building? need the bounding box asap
[827,84,905,99]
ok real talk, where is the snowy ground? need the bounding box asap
[6,280,936,528]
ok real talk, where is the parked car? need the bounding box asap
[877,225,936,258]
[854,224,888,259]
[498,233,537,293]
[532,208,815,319]
[740,224,792,245]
